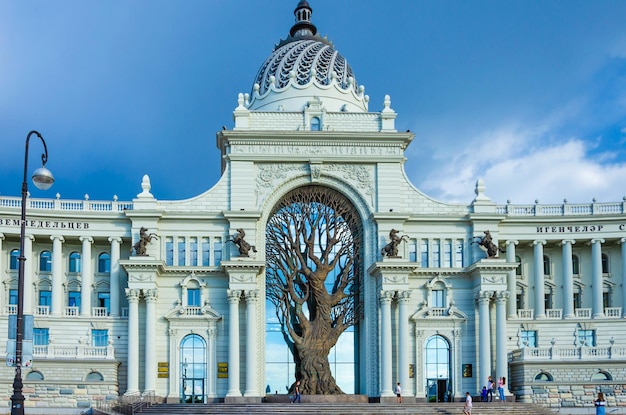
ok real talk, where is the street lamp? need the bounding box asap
[11,130,54,415]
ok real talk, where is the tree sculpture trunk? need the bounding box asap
[266,186,362,395]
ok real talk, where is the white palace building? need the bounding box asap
[1,1,626,412]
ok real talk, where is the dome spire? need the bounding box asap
[290,0,317,37]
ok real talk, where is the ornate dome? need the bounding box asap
[247,1,368,112]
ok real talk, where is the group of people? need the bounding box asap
[480,376,506,402]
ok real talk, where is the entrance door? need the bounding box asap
[182,378,205,403]
[427,378,450,402]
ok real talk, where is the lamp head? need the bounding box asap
[32,166,54,190]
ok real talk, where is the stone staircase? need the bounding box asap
[131,402,554,415]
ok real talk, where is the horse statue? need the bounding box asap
[381,229,409,258]
[130,227,157,256]
[473,230,504,258]
[228,228,257,257]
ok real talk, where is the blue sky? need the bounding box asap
[1,0,625,205]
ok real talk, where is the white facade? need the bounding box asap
[1,1,626,411]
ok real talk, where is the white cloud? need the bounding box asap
[414,126,626,205]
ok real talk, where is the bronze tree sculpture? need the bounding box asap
[266,186,362,395]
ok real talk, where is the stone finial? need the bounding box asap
[473,178,491,202]
[136,174,154,199]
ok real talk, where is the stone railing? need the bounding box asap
[495,199,625,216]
[509,346,626,362]
[1,344,115,360]
[0,195,133,212]
[516,308,622,319]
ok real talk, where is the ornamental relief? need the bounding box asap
[255,162,375,208]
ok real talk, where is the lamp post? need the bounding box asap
[11,130,54,415]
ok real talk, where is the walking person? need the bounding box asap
[481,386,488,402]
[487,376,494,402]
[595,392,606,415]
[395,382,402,404]
[498,377,506,402]
[291,381,301,403]
[463,391,473,415]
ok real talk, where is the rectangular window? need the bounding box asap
[603,292,610,308]
[177,237,186,266]
[33,328,49,346]
[443,240,452,268]
[544,292,553,310]
[574,292,581,309]
[516,293,523,310]
[214,237,222,266]
[190,237,198,266]
[165,237,174,266]
[521,330,537,348]
[68,291,81,307]
[432,289,445,308]
[98,292,110,313]
[420,239,429,267]
[188,288,201,307]
[202,237,210,266]
[408,239,417,262]
[577,329,595,347]
[455,240,464,268]
[9,289,18,305]
[39,290,52,307]
[432,240,440,268]
[92,329,108,347]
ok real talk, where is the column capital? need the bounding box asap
[50,235,65,243]
[589,238,606,245]
[144,289,159,302]
[531,240,547,247]
[397,290,412,303]
[560,239,576,246]
[505,240,519,246]
[108,236,123,244]
[379,290,394,304]
[619,237,626,244]
[79,236,94,244]
[245,289,259,303]
[125,288,141,302]
[477,291,493,302]
[0,233,4,240]
[227,289,242,303]
[495,291,509,302]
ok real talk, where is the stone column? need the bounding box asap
[23,234,34,315]
[591,239,605,318]
[380,290,394,397]
[561,240,576,318]
[621,238,626,318]
[108,237,122,316]
[533,240,546,319]
[50,236,65,316]
[398,290,411,396]
[244,290,259,397]
[79,236,93,317]
[226,289,242,397]
[144,289,158,393]
[125,288,140,394]
[495,291,508,386]
[505,240,518,318]
[478,291,492,384]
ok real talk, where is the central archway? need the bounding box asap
[264,185,363,395]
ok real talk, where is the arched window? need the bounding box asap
[534,371,553,381]
[69,252,81,273]
[9,249,20,270]
[425,335,451,403]
[85,371,104,382]
[310,117,321,131]
[180,334,207,403]
[39,251,52,272]
[515,255,522,276]
[543,255,551,276]
[572,254,580,275]
[98,252,111,273]
[591,371,612,381]
[25,371,44,381]
[601,253,609,274]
